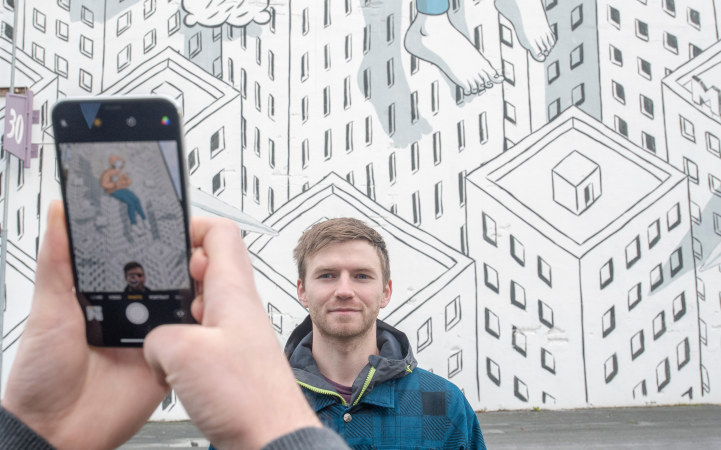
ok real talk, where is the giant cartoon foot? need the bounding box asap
[495,0,556,62]
[404,12,503,96]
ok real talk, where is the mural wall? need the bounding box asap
[1,0,720,419]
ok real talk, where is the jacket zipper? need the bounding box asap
[296,366,378,408]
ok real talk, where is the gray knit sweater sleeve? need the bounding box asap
[0,407,56,450]
[262,427,350,450]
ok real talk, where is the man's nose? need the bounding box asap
[335,273,354,298]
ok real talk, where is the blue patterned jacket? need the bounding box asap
[284,317,486,450]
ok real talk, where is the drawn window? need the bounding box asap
[55,19,69,40]
[209,127,225,158]
[653,311,666,340]
[448,350,462,379]
[538,257,552,287]
[667,203,681,230]
[548,99,561,121]
[690,43,703,59]
[680,116,695,141]
[700,318,707,345]
[545,0,558,10]
[511,281,526,310]
[485,308,500,338]
[693,237,703,260]
[502,60,515,86]
[117,45,131,72]
[79,69,93,92]
[635,20,649,41]
[411,142,420,173]
[663,0,676,16]
[445,296,461,331]
[650,264,664,291]
[604,354,618,383]
[144,0,156,19]
[514,377,529,402]
[640,95,654,119]
[608,6,620,28]
[626,236,641,268]
[570,44,583,69]
[504,101,516,124]
[631,330,645,360]
[547,61,560,84]
[511,235,525,266]
[388,152,397,184]
[80,35,94,58]
[417,318,432,352]
[324,129,332,160]
[642,132,656,153]
[345,35,352,61]
[479,112,488,144]
[610,82,626,105]
[301,53,309,81]
[31,43,45,64]
[687,8,701,29]
[212,170,226,196]
[16,207,24,238]
[538,300,554,328]
[301,96,308,122]
[486,358,501,386]
[656,358,670,391]
[457,120,466,152]
[638,58,652,80]
[363,24,371,54]
[602,306,615,337]
[571,5,583,29]
[144,29,156,53]
[323,86,330,116]
[386,14,394,43]
[484,264,499,293]
[614,116,628,137]
[55,55,68,78]
[628,283,642,310]
[710,175,721,198]
[647,219,661,248]
[706,132,721,157]
[512,327,527,357]
[675,338,690,370]
[610,45,623,65]
[346,122,353,152]
[268,50,275,79]
[302,8,309,34]
[268,139,275,168]
[323,44,330,70]
[434,181,443,218]
[690,202,701,224]
[57,0,70,11]
[81,6,94,27]
[31,8,45,33]
[301,139,309,168]
[363,68,371,99]
[189,32,202,58]
[386,58,394,86]
[254,128,261,156]
[412,191,421,225]
[663,32,678,54]
[458,170,466,206]
[599,259,613,289]
[482,213,497,246]
[433,131,441,164]
[572,83,585,106]
[541,348,555,374]
[633,380,647,399]
[500,24,513,46]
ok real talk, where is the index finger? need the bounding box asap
[188,216,262,327]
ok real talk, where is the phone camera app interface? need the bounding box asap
[59,140,190,297]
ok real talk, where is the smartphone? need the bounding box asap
[52,96,196,346]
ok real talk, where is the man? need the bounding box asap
[286,218,486,449]
[124,261,151,293]
[100,155,147,225]
[0,201,349,450]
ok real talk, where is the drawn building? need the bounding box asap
[222,0,505,250]
[467,108,699,409]
[246,173,481,406]
[596,0,719,159]
[7,0,221,95]
[662,39,721,399]
[101,47,242,210]
[0,46,59,387]
[500,0,601,147]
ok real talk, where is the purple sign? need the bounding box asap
[3,91,39,168]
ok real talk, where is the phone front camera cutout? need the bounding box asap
[161,116,170,126]
[126,116,137,127]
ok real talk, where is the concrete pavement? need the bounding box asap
[119,405,721,449]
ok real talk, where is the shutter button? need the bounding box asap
[343,413,352,423]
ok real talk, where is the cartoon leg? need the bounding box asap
[111,189,145,225]
[405,0,503,96]
[494,0,556,62]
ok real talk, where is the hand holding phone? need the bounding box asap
[52,96,196,346]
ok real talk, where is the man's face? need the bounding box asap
[297,240,391,341]
[125,267,145,291]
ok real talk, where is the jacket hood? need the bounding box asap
[284,315,418,404]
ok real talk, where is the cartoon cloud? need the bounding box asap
[182,0,271,28]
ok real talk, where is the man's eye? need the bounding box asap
[319,273,333,279]
[357,274,369,279]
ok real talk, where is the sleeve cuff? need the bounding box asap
[261,426,350,450]
[0,407,56,450]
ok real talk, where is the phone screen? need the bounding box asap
[53,98,195,346]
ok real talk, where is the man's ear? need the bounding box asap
[380,279,392,309]
[297,279,309,308]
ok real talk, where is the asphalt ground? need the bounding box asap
[119,405,721,449]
